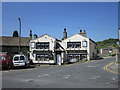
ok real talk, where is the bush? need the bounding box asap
[109,53,116,56]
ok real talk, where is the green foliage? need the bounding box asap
[109,53,116,56]
[96,38,119,50]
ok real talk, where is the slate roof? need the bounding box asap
[0,36,31,46]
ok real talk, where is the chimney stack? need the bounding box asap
[80,29,86,37]
[34,34,38,39]
[29,30,32,39]
[63,28,67,40]
[80,30,82,33]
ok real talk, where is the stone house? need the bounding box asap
[0,31,32,58]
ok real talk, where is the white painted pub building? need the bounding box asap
[29,29,97,65]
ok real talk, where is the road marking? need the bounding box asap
[91,76,101,80]
[65,77,69,79]
[37,75,42,77]
[103,62,118,74]
[67,75,71,77]
[64,75,71,79]
[44,74,49,76]
[111,78,116,81]
[25,79,34,82]
[91,77,97,79]
[106,83,110,85]
[93,76,101,78]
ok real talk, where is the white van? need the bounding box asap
[13,54,29,68]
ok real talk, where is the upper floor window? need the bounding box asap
[36,42,49,49]
[82,41,87,47]
[67,42,81,48]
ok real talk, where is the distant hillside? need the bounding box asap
[96,38,118,50]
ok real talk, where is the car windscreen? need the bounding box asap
[14,56,19,61]
[20,56,25,60]
[0,56,5,60]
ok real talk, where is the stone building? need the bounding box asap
[0,31,32,58]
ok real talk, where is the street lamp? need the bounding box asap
[18,18,21,54]
[118,28,120,52]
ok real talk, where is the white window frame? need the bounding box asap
[82,41,87,47]
[31,42,35,48]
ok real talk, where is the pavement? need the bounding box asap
[1,56,119,88]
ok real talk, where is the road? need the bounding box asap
[1,57,119,88]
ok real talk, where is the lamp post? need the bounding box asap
[18,18,21,54]
[118,28,120,52]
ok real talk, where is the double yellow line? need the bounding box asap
[103,62,119,74]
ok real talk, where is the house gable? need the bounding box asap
[30,34,56,42]
[62,33,89,42]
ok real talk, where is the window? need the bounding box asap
[31,42,35,48]
[67,42,81,48]
[0,56,5,60]
[82,41,87,47]
[14,56,19,61]
[36,42,49,49]
[20,56,25,60]
[36,54,53,61]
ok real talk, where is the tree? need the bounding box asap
[12,30,19,37]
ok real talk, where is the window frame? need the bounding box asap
[31,42,35,49]
[82,41,87,47]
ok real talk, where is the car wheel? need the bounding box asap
[6,65,11,70]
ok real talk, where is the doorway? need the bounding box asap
[56,53,61,65]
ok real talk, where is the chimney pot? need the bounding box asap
[80,29,86,37]
[34,34,37,39]
[84,30,86,32]
[80,30,82,33]
[63,28,67,40]
[29,30,32,38]
[64,28,66,32]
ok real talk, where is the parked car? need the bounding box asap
[12,54,30,68]
[0,54,13,70]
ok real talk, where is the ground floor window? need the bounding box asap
[36,54,53,61]
[67,54,87,60]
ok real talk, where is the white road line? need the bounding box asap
[67,75,71,77]
[106,83,110,85]
[25,79,34,82]
[44,74,49,76]
[91,77,97,79]
[91,76,101,80]
[37,75,41,77]
[93,76,101,78]
[65,77,69,79]
[111,78,116,81]
[64,75,71,79]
